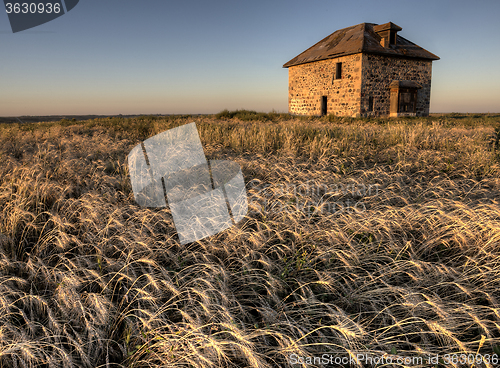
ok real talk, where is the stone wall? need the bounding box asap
[288,54,362,117]
[359,54,433,117]
[287,53,434,117]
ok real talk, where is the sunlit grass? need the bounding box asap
[0,112,500,367]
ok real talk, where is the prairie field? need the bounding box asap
[1,111,500,367]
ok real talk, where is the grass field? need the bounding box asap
[1,112,500,367]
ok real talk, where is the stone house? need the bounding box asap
[283,22,439,117]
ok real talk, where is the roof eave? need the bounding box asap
[283,49,439,68]
[283,49,363,68]
[363,51,440,61]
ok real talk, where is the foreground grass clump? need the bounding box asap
[0,113,500,367]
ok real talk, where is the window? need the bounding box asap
[332,62,342,83]
[368,96,374,112]
[390,31,397,46]
[335,62,342,80]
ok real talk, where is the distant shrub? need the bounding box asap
[447,112,468,119]
[58,118,77,127]
[215,109,233,119]
[215,109,292,122]
[136,115,159,122]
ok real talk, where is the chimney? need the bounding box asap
[373,22,402,48]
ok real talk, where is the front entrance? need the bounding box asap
[321,96,327,116]
[398,88,417,113]
[389,81,421,117]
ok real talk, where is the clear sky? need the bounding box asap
[1,0,499,116]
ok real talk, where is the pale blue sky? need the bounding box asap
[1,0,499,116]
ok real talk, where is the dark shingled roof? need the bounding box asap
[283,22,439,68]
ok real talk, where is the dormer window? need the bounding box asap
[390,31,396,45]
[373,22,402,48]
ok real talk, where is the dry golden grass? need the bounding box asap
[0,113,500,367]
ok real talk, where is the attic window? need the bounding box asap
[373,22,402,48]
[390,31,396,45]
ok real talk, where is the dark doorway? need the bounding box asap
[368,96,374,112]
[389,80,421,117]
[398,88,417,113]
[321,96,327,116]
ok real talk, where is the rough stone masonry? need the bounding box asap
[283,22,439,117]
